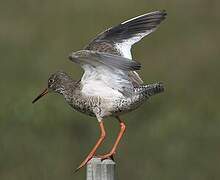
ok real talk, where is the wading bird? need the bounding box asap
[32,10,167,171]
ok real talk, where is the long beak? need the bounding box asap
[32,88,49,104]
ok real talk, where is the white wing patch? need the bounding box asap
[115,42,132,59]
[81,64,132,98]
[115,30,155,59]
[83,10,166,88]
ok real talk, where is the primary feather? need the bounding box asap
[85,10,167,86]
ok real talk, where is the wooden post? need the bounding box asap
[86,158,115,180]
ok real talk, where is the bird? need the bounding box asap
[32,10,167,172]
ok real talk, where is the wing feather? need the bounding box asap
[85,10,167,57]
[84,10,167,87]
[69,50,141,71]
[68,50,141,97]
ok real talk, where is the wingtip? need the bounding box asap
[152,10,167,18]
[154,10,167,23]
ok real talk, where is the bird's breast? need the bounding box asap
[64,91,121,118]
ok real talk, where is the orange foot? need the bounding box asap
[75,153,115,172]
[75,121,106,172]
[97,152,115,161]
[74,117,125,172]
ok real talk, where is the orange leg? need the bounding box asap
[98,116,126,160]
[75,121,106,172]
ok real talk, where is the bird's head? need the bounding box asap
[32,71,73,103]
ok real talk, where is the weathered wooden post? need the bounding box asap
[86,158,115,180]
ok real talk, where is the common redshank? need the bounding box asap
[32,10,167,171]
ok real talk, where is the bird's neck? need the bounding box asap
[62,80,81,101]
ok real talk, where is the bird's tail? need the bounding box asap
[136,82,165,97]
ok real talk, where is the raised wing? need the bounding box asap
[85,10,167,59]
[85,10,167,87]
[69,50,141,97]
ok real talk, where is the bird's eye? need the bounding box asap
[49,79,54,83]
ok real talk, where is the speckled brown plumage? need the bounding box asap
[32,10,167,172]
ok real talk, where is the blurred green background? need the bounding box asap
[0,0,220,179]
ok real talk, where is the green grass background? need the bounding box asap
[0,0,220,179]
